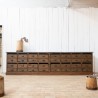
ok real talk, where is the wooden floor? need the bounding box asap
[0,75,98,98]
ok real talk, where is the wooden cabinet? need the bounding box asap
[6,52,93,75]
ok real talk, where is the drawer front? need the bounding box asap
[28,59,38,63]
[39,54,48,58]
[72,54,82,58]
[39,68,49,72]
[51,64,60,68]
[18,59,27,63]
[7,64,17,68]
[39,64,49,68]
[50,54,60,58]
[7,59,17,63]
[61,64,70,68]
[7,68,17,72]
[82,59,92,63]
[18,54,27,58]
[50,59,60,63]
[7,54,17,58]
[72,59,81,63]
[18,64,28,68]
[71,64,81,67]
[28,64,38,68]
[39,59,49,63]
[28,54,38,58]
[51,68,61,72]
[18,68,28,72]
[61,59,71,63]
[28,68,38,72]
[61,54,71,58]
[82,54,92,58]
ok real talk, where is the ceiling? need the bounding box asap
[0,0,98,8]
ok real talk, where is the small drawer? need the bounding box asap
[18,59,27,63]
[7,59,17,63]
[39,54,48,58]
[61,59,71,63]
[18,54,27,58]
[39,59,48,63]
[28,68,38,72]
[61,54,71,58]
[82,54,92,58]
[28,64,38,68]
[39,68,49,72]
[50,59,60,63]
[7,64,17,68]
[72,59,81,63]
[82,64,92,68]
[72,54,82,58]
[50,54,60,58]
[61,64,70,68]
[51,64,60,68]
[28,59,38,63]
[7,68,17,72]
[51,68,61,72]
[18,64,28,68]
[39,64,49,68]
[18,68,28,72]
[71,64,81,67]
[7,54,17,58]
[28,54,38,58]
[82,59,92,63]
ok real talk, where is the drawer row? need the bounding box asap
[7,67,92,72]
[7,58,92,63]
[7,64,92,68]
[7,53,92,59]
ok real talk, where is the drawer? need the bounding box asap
[72,54,82,58]
[28,64,38,68]
[18,59,27,63]
[50,59,60,63]
[51,68,61,72]
[18,64,28,68]
[28,68,38,72]
[51,64,60,68]
[18,68,28,72]
[7,64,17,68]
[82,64,92,68]
[39,64,49,68]
[82,54,92,58]
[7,54,17,58]
[71,64,81,67]
[61,59,71,63]
[82,59,92,63]
[61,54,71,58]
[28,59,38,63]
[39,54,48,58]
[7,59,17,63]
[39,68,49,72]
[28,54,38,58]
[50,54,60,58]
[39,59,49,63]
[18,54,27,58]
[72,59,81,63]
[61,64,70,68]
[7,68,17,72]
[70,68,77,72]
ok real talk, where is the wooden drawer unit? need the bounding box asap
[6,52,93,75]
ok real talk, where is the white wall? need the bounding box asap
[0,7,98,73]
